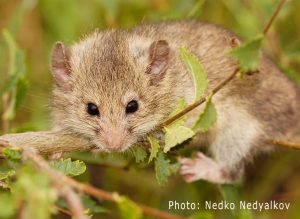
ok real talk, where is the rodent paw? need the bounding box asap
[179,152,229,184]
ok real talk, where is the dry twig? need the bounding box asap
[19,146,187,219]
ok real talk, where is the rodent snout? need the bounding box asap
[101,127,127,152]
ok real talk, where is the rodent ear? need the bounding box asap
[51,41,72,91]
[146,40,169,76]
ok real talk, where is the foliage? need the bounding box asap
[2,147,22,161]
[148,135,160,163]
[0,164,57,219]
[131,147,147,163]
[1,0,300,219]
[193,94,217,132]
[154,152,173,186]
[230,35,263,75]
[49,158,86,176]
[2,30,28,121]
[180,48,209,101]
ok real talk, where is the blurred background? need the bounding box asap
[0,0,300,218]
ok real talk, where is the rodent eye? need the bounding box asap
[126,100,139,114]
[86,103,100,116]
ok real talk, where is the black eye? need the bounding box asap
[87,103,100,116]
[126,100,139,114]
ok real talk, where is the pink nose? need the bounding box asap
[102,130,125,151]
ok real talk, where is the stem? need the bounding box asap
[55,207,72,217]
[161,68,240,127]
[265,139,300,150]
[59,186,88,219]
[263,0,287,35]
[21,147,187,219]
[0,131,94,154]
[162,0,288,128]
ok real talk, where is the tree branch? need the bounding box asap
[55,207,72,217]
[162,0,287,128]
[0,131,94,154]
[161,67,240,127]
[21,146,186,219]
[265,139,300,150]
[21,147,88,219]
[263,0,287,35]
[58,186,88,219]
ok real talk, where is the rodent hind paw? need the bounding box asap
[179,152,234,184]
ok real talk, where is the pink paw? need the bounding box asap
[179,152,230,184]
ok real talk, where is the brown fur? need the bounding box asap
[51,20,300,177]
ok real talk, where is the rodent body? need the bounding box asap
[50,20,300,183]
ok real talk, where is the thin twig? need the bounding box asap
[55,206,72,217]
[21,147,187,219]
[263,0,287,35]
[0,131,94,154]
[21,148,88,219]
[161,68,240,127]
[162,0,288,128]
[265,139,300,150]
[58,186,88,219]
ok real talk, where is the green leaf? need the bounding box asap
[163,97,194,153]
[13,165,57,219]
[155,152,172,186]
[168,98,187,119]
[0,193,16,218]
[164,126,195,153]
[193,95,217,132]
[82,195,109,214]
[230,35,263,74]
[0,170,15,181]
[114,194,143,219]
[180,48,209,102]
[2,29,28,121]
[2,147,22,161]
[166,98,188,128]
[148,136,160,163]
[131,147,147,163]
[50,158,86,176]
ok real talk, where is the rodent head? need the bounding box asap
[51,31,177,152]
